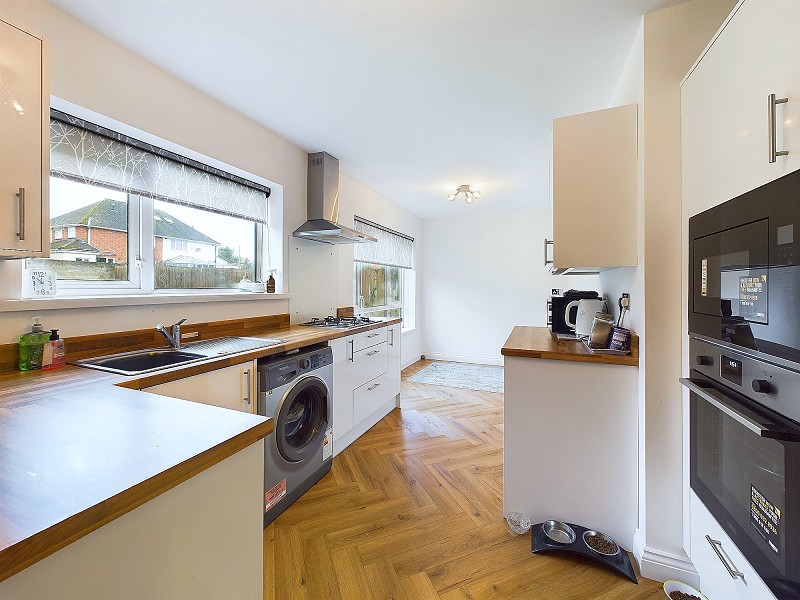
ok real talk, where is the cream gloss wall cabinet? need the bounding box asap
[682,0,800,217]
[0,19,49,258]
[547,103,638,274]
[330,325,400,455]
[142,360,257,413]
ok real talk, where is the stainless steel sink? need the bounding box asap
[75,336,285,375]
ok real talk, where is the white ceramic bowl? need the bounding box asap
[663,580,708,600]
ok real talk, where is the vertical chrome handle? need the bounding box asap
[16,188,25,240]
[544,239,553,266]
[347,339,354,362]
[769,93,789,163]
[243,368,251,405]
[705,535,744,580]
[389,327,394,347]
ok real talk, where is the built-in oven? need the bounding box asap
[689,168,800,367]
[683,322,800,600]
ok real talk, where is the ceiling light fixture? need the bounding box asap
[447,184,481,204]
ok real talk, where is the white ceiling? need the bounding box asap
[47,0,682,219]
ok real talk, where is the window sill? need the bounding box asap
[0,292,291,312]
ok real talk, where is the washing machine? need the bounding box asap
[258,344,333,526]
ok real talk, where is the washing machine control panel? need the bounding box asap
[260,345,333,391]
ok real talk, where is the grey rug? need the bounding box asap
[408,362,504,393]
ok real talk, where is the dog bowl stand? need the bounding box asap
[531,521,638,584]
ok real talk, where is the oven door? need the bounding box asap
[682,374,800,599]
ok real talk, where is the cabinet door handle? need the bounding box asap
[367,333,380,338]
[16,188,25,241]
[347,339,354,362]
[389,328,394,347]
[243,368,251,404]
[768,93,789,163]
[366,350,379,356]
[705,535,745,580]
[368,382,381,391]
[544,239,553,266]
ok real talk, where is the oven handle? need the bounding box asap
[680,378,800,442]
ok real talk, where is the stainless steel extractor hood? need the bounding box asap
[292,152,377,244]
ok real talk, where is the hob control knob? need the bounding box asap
[752,379,773,394]
[696,355,713,366]
[299,358,311,369]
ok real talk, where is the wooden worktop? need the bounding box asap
[0,317,400,582]
[501,326,639,367]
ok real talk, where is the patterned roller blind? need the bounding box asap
[49,110,269,224]
[353,217,414,269]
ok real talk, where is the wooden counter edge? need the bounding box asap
[501,326,639,367]
[0,418,273,583]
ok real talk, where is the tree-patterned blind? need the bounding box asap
[49,109,270,223]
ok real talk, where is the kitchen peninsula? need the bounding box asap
[502,326,639,550]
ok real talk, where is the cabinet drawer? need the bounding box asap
[353,375,388,426]
[351,342,388,389]
[352,328,387,352]
[689,492,775,600]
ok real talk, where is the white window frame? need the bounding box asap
[27,98,278,298]
[354,262,407,322]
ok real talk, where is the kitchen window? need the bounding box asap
[353,217,415,330]
[26,109,269,296]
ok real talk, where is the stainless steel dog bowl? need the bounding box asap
[542,520,576,544]
[582,530,620,556]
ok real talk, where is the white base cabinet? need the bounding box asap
[330,324,400,456]
[143,360,257,413]
[0,19,49,258]
[689,492,775,600]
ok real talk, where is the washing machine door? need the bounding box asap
[275,374,329,463]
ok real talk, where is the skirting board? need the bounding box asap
[632,528,699,586]
[333,397,396,457]
[422,352,503,367]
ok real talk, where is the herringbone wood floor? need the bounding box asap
[264,360,665,599]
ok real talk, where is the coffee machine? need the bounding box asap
[549,290,601,337]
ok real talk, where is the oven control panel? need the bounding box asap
[689,335,800,424]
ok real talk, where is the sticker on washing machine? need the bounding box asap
[323,427,333,461]
[265,479,287,512]
[751,484,781,555]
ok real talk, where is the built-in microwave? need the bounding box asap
[689,168,800,368]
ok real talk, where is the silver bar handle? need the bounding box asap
[544,239,553,266]
[769,93,789,163]
[389,327,394,347]
[16,188,25,240]
[366,350,379,356]
[705,535,745,580]
[243,368,251,405]
[367,382,380,391]
[680,378,765,436]
[347,339,354,362]
[367,333,380,338]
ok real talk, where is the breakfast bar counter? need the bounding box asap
[502,326,639,551]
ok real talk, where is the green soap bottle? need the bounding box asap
[19,318,49,371]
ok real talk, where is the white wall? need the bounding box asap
[421,208,599,365]
[602,0,737,583]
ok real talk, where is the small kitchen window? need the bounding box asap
[26,108,270,296]
[353,217,415,331]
